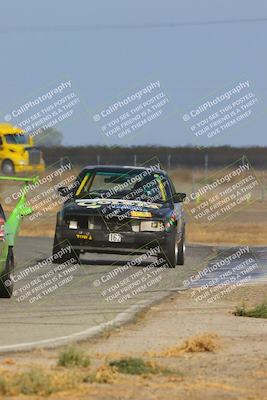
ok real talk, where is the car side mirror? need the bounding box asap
[173,192,186,202]
[57,186,70,197]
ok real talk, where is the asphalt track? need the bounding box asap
[0,237,266,353]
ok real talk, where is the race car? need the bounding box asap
[0,203,13,298]
[53,165,186,268]
[0,176,36,298]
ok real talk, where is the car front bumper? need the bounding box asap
[55,227,170,254]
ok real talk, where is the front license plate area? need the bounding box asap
[109,233,122,242]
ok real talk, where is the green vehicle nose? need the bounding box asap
[20,206,33,217]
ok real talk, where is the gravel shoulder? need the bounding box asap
[1,283,266,400]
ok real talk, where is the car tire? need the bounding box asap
[160,227,178,268]
[52,232,80,264]
[0,247,15,298]
[177,231,185,265]
[2,160,15,176]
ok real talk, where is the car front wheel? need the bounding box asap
[0,247,15,298]
[159,227,185,268]
[177,231,185,265]
[159,228,179,268]
[52,231,80,264]
[2,160,15,175]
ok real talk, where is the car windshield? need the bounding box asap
[4,134,29,144]
[75,170,171,204]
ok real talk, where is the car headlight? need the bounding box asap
[19,160,26,165]
[140,221,164,232]
[69,220,78,229]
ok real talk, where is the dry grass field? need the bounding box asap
[170,167,267,245]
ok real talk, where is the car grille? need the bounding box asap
[27,148,41,165]
[66,215,134,232]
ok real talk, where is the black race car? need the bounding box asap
[53,165,186,268]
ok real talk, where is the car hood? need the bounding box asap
[63,198,171,219]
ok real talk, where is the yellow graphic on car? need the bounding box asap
[155,174,167,201]
[76,174,90,196]
[76,233,92,240]
[130,211,152,218]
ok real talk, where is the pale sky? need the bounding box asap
[0,0,266,146]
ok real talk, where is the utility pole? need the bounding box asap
[204,154,209,180]
[167,154,171,170]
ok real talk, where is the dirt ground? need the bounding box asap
[0,283,266,400]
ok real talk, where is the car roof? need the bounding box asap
[81,165,167,175]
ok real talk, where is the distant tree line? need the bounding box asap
[40,145,267,170]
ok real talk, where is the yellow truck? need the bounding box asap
[0,123,45,175]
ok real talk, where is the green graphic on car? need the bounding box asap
[0,176,38,298]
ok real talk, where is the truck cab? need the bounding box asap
[0,123,45,175]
